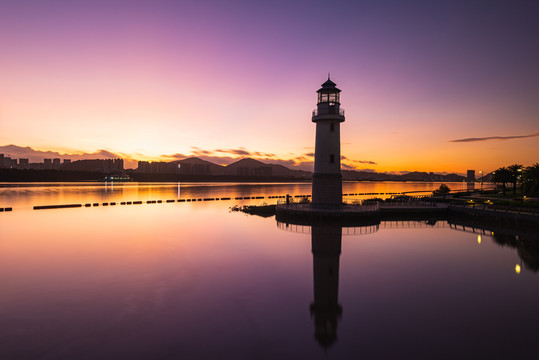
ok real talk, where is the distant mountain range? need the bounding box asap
[169,157,312,179]
[168,157,466,182]
[341,169,467,182]
[1,144,468,182]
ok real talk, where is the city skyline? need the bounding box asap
[1,0,538,174]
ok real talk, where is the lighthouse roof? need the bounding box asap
[317,77,341,93]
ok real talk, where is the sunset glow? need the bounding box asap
[1,0,538,173]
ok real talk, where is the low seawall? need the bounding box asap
[275,201,539,227]
[448,204,539,226]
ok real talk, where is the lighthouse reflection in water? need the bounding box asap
[278,221,378,349]
[310,225,343,348]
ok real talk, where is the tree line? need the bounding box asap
[491,163,539,196]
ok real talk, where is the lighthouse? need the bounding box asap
[311,77,345,207]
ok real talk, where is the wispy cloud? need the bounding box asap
[450,132,539,143]
[355,160,377,165]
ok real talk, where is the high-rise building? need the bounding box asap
[467,170,475,182]
[137,161,179,174]
[18,158,29,168]
[0,154,14,168]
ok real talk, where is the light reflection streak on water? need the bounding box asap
[0,181,478,210]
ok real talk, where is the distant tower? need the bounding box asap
[312,77,345,207]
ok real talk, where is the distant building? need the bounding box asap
[467,170,475,182]
[19,158,29,168]
[62,159,124,173]
[44,158,52,169]
[137,161,179,174]
[52,158,61,168]
[0,154,13,168]
[63,159,71,164]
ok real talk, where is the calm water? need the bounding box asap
[0,181,477,210]
[1,182,537,359]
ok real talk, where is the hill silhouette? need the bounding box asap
[1,144,467,182]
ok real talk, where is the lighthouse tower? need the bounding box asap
[312,77,345,207]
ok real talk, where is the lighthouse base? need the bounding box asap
[312,173,342,208]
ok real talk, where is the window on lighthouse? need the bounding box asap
[330,123,335,132]
[330,155,335,164]
[319,93,329,103]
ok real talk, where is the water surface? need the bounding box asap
[0,181,477,210]
[0,182,536,359]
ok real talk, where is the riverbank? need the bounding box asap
[234,199,539,227]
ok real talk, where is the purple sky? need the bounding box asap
[1,0,538,172]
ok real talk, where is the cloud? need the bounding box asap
[194,147,275,158]
[165,153,190,160]
[253,151,276,157]
[344,158,377,165]
[190,146,213,155]
[304,152,315,157]
[450,132,539,143]
[225,149,251,156]
[214,148,248,156]
[354,160,377,165]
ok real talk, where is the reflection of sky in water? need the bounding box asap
[0,181,480,210]
[0,186,537,359]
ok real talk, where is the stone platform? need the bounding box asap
[275,202,449,226]
[276,203,381,226]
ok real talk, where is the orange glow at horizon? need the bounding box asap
[1,1,538,174]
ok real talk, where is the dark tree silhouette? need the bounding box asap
[522,163,539,196]
[508,164,523,195]
[433,183,451,195]
[492,167,512,196]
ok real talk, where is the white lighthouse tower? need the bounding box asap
[311,77,345,207]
